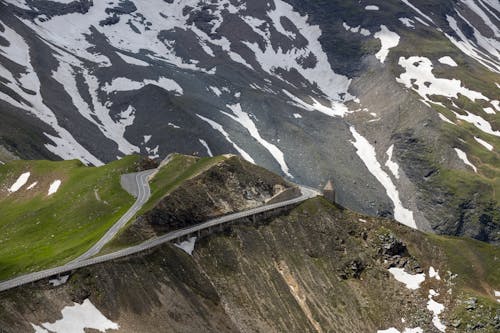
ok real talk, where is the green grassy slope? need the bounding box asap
[0,156,140,280]
[102,153,229,252]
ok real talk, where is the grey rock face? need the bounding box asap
[0,0,498,242]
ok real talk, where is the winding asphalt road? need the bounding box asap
[71,169,156,263]
[0,176,318,292]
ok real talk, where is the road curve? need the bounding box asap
[71,169,156,263]
[0,186,318,292]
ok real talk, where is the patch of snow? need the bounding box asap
[32,299,119,333]
[374,25,400,63]
[143,135,152,144]
[492,100,500,111]
[350,127,416,228]
[199,139,214,157]
[49,275,69,287]
[438,113,455,125]
[8,172,30,193]
[427,290,446,332]
[48,180,62,196]
[223,103,292,177]
[454,110,499,137]
[103,77,183,95]
[0,22,103,166]
[461,0,500,38]
[385,145,400,179]
[495,290,500,297]
[174,237,197,256]
[168,122,180,129]
[145,145,159,159]
[400,0,435,24]
[445,15,500,73]
[282,90,349,117]
[397,56,488,104]
[399,17,415,28]
[365,5,380,11]
[293,113,302,118]
[209,86,222,97]
[196,114,255,163]
[360,28,371,36]
[438,56,458,67]
[243,0,353,105]
[388,267,426,290]
[474,137,493,151]
[454,148,477,172]
[27,181,38,190]
[483,107,496,114]
[429,266,441,280]
[343,22,371,36]
[116,52,149,66]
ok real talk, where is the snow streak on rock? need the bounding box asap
[31,299,119,333]
[196,114,255,164]
[454,148,478,172]
[397,56,488,105]
[223,103,292,177]
[374,25,400,63]
[350,127,416,228]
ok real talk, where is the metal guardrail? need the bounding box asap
[0,187,318,293]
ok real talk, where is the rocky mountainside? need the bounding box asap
[0,0,498,241]
[0,197,498,332]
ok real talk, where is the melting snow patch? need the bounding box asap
[397,56,487,104]
[438,113,455,125]
[175,237,197,256]
[374,25,400,63]
[385,145,400,179]
[8,172,30,192]
[48,180,62,196]
[31,299,119,333]
[168,122,180,129]
[293,113,302,118]
[427,289,446,332]
[429,266,441,280]
[483,107,496,114]
[143,135,152,144]
[399,17,415,28]
[388,267,426,290]
[116,52,149,66]
[199,139,213,157]
[400,0,435,24]
[474,137,493,151]
[196,114,255,163]
[49,275,69,287]
[209,86,222,97]
[223,103,292,177]
[350,127,416,228]
[365,5,379,10]
[445,15,499,73]
[438,56,458,67]
[104,77,183,95]
[27,181,38,190]
[495,290,500,302]
[454,148,477,172]
[454,111,499,137]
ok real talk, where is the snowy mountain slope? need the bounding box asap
[0,0,498,242]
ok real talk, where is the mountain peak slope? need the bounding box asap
[0,0,498,242]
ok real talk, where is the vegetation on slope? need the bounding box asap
[0,155,140,280]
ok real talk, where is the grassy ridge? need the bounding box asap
[0,156,139,280]
[101,154,228,253]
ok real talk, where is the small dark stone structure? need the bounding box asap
[323,180,336,203]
